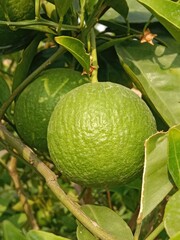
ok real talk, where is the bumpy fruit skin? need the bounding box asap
[48,82,157,188]
[14,68,90,153]
[0,0,35,53]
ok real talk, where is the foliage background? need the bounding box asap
[0,0,180,240]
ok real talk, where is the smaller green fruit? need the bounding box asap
[0,0,35,53]
[14,68,90,152]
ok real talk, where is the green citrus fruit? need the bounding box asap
[14,68,90,153]
[0,0,35,53]
[47,82,157,187]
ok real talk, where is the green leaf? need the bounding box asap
[27,230,70,240]
[0,197,11,217]
[98,48,132,87]
[77,204,133,240]
[170,232,180,240]
[12,34,43,91]
[168,125,180,188]
[0,76,10,107]
[115,37,180,127]
[138,0,180,42]
[7,213,27,228]
[104,0,129,19]
[54,0,73,18]
[42,1,58,22]
[84,0,98,15]
[164,190,180,237]
[138,133,173,220]
[55,36,90,72]
[2,220,26,240]
[101,0,153,23]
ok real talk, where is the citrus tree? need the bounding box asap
[0,0,180,240]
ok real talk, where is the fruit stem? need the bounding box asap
[90,28,98,83]
[0,47,66,120]
[0,123,119,240]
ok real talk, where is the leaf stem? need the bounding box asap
[82,0,109,39]
[35,0,41,19]
[97,35,135,52]
[0,123,119,240]
[0,19,79,32]
[143,15,155,32]
[145,222,164,240]
[0,47,66,120]
[79,0,85,29]
[90,29,98,83]
[134,221,142,240]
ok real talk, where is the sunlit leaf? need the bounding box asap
[170,231,180,240]
[42,1,58,22]
[138,0,180,42]
[115,37,180,127]
[138,133,173,220]
[77,204,133,240]
[2,220,26,240]
[55,36,90,72]
[27,230,70,240]
[168,125,180,188]
[164,190,180,237]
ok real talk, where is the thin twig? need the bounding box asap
[7,156,39,230]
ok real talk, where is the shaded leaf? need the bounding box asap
[164,190,180,237]
[77,204,133,240]
[138,0,180,42]
[104,0,129,19]
[55,36,90,72]
[115,37,180,127]
[84,0,98,15]
[7,213,27,228]
[2,220,26,240]
[0,198,11,217]
[101,0,153,23]
[27,230,70,240]
[138,133,173,220]
[168,125,180,188]
[54,0,73,18]
[98,47,132,87]
[0,76,10,107]
[12,34,43,91]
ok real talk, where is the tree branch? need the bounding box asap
[0,123,118,240]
